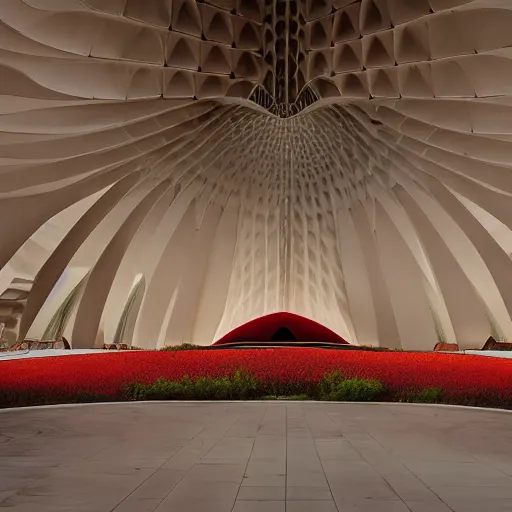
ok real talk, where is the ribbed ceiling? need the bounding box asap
[1,0,512,350]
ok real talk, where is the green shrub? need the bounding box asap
[317,372,385,401]
[191,370,262,400]
[316,371,345,399]
[125,378,193,401]
[191,377,232,399]
[396,387,444,404]
[329,378,385,402]
[228,369,262,399]
[264,379,315,398]
[405,387,444,404]
[124,370,265,401]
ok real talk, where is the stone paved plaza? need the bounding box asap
[0,402,511,512]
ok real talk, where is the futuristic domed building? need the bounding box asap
[1,0,512,350]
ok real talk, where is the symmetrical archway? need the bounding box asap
[214,312,349,345]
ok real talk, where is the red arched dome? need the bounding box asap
[213,312,349,345]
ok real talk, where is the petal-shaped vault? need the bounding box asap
[1,0,512,351]
[213,312,349,344]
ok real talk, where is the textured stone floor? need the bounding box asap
[0,403,511,512]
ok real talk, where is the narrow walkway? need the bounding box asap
[0,349,124,361]
[0,403,511,511]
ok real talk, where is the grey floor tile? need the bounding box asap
[241,475,286,487]
[0,488,18,503]
[127,469,185,499]
[113,498,162,512]
[286,501,338,512]
[287,486,333,500]
[404,461,512,487]
[155,482,239,511]
[315,438,363,461]
[237,486,286,501]
[335,499,412,512]
[1,402,512,512]
[432,485,512,511]
[233,501,285,512]
[404,500,454,512]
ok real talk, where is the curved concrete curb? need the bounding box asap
[1,400,511,415]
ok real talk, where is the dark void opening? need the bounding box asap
[270,327,297,341]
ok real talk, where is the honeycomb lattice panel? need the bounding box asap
[1,0,512,350]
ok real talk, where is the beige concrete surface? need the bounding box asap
[0,402,511,512]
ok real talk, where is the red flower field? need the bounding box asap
[1,349,512,407]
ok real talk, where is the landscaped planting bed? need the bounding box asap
[1,348,512,409]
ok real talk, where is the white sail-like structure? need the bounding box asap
[1,0,512,350]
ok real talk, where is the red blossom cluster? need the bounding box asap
[1,349,512,401]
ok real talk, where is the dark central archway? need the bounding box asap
[213,312,348,345]
[271,326,298,342]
